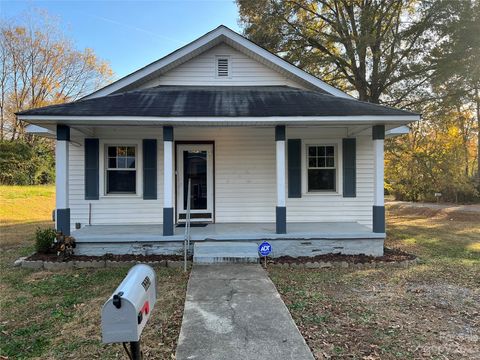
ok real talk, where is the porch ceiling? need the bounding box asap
[25,123,407,140]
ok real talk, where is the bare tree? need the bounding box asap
[0,11,114,141]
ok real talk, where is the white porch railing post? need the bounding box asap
[275,125,286,234]
[56,124,70,235]
[163,126,174,236]
[372,125,385,233]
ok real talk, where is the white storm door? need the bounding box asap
[176,144,214,222]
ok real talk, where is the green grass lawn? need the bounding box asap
[0,185,188,359]
[1,186,479,359]
[269,204,480,359]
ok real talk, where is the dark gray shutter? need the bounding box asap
[288,139,302,198]
[84,138,99,200]
[143,139,157,200]
[342,138,356,197]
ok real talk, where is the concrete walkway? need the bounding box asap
[175,264,314,360]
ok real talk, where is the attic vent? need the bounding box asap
[216,57,230,77]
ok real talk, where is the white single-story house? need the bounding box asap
[18,26,419,258]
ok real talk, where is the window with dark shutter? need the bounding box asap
[106,145,137,194]
[307,145,336,192]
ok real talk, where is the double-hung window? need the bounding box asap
[106,145,137,194]
[307,145,336,192]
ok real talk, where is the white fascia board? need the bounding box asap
[18,114,421,126]
[83,26,353,100]
[386,125,410,138]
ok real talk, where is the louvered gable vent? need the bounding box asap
[216,57,229,77]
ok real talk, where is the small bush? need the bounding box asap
[35,228,57,254]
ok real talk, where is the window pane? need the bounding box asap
[318,146,326,156]
[308,157,316,168]
[318,158,325,168]
[127,157,135,168]
[117,157,127,168]
[118,147,127,156]
[326,157,335,167]
[308,146,316,157]
[107,170,136,193]
[108,146,116,157]
[326,146,334,156]
[183,150,208,210]
[108,157,117,168]
[308,169,335,191]
[127,147,135,156]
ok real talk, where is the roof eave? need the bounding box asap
[18,114,421,127]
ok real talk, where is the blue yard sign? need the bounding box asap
[258,241,272,256]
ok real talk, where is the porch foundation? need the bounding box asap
[72,222,385,257]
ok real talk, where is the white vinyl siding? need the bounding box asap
[68,127,374,230]
[139,43,306,88]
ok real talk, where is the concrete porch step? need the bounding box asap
[193,241,259,264]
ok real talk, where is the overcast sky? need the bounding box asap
[1,0,241,79]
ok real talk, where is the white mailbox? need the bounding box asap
[101,264,157,344]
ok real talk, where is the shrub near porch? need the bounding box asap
[0,185,188,359]
[269,204,480,359]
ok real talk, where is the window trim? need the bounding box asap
[301,139,343,196]
[215,55,231,79]
[306,144,337,192]
[99,140,143,197]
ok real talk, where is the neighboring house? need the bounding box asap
[18,26,419,258]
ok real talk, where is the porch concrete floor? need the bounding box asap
[73,222,384,243]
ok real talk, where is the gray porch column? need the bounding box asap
[372,125,385,233]
[56,124,70,235]
[163,126,174,236]
[276,125,286,234]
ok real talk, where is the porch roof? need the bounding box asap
[18,86,419,122]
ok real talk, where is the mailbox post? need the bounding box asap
[101,264,157,360]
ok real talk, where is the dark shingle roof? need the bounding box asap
[18,86,417,117]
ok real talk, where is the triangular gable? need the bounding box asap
[84,25,352,100]
[135,43,307,89]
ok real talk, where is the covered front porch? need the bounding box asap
[72,222,385,257]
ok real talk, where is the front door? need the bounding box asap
[176,144,214,223]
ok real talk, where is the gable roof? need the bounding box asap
[19,85,418,119]
[83,25,353,100]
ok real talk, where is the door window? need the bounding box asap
[183,150,208,210]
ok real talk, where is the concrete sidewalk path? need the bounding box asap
[175,264,314,360]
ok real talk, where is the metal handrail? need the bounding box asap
[184,178,192,272]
